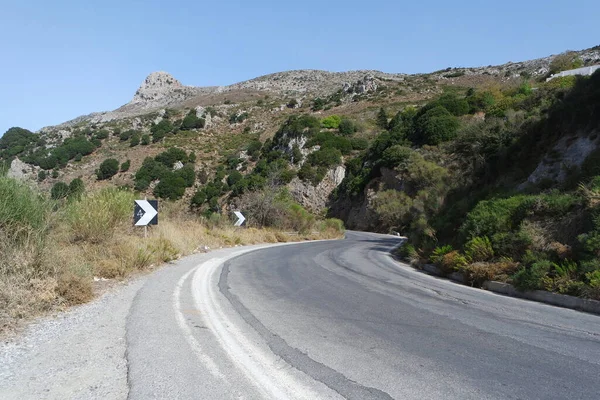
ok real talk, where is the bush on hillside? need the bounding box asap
[97,158,119,180]
[51,182,70,200]
[68,178,85,199]
[413,106,460,145]
[464,236,494,262]
[307,148,342,168]
[154,174,187,200]
[321,115,342,129]
[181,110,205,130]
[338,118,356,136]
[120,160,131,172]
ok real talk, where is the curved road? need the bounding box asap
[126,231,600,399]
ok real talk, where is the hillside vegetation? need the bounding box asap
[336,71,600,299]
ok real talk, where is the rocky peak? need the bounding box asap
[128,71,199,109]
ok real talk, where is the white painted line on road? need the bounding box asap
[173,268,225,380]
[192,250,331,400]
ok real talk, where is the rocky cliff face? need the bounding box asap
[288,166,346,213]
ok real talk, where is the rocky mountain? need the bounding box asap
[37,45,600,132]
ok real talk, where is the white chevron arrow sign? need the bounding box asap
[233,211,246,227]
[134,200,158,226]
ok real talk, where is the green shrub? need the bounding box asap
[190,189,207,207]
[307,148,342,168]
[512,260,552,291]
[321,218,345,233]
[350,137,368,150]
[321,115,342,129]
[130,134,140,147]
[174,164,196,187]
[413,106,460,145]
[141,134,151,145]
[181,110,205,130]
[37,170,47,182]
[440,251,468,274]
[287,203,315,233]
[120,160,131,172]
[460,196,530,240]
[434,93,470,116]
[153,174,187,200]
[381,145,412,168]
[51,182,70,200]
[119,130,135,141]
[227,171,243,186]
[97,158,119,180]
[491,230,532,259]
[151,120,173,142]
[339,118,356,135]
[464,236,494,262]
[155,147,189,168]
[431,245,454,265]
[68,178,85,199]
[93,130,109,140]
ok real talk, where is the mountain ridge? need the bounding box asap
[38,45,600,133]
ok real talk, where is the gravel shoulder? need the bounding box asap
[0,277,147,400]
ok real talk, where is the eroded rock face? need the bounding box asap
[7,158,36,181]
[519,134,600,189]
[288,165,346,213]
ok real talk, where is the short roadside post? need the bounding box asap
[134,199,158,237]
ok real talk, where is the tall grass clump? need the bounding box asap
[65,187,135,243]
[0,176,54,331]
[0,176,52,276]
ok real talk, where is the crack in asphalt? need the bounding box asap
[219,260,394,400]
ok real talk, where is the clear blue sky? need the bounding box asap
[1,0,598,135]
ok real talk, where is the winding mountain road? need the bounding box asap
[2,232,599,399]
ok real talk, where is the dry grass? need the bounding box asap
[460,260,520,287]
[0,184,343,334]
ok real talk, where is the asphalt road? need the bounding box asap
[4,232,599,399]
[127,231,600,399]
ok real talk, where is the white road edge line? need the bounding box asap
[173,267,226,380]
[191,245,333,400]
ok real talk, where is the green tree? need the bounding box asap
[97,158,119,180]
[141,134,151,145]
